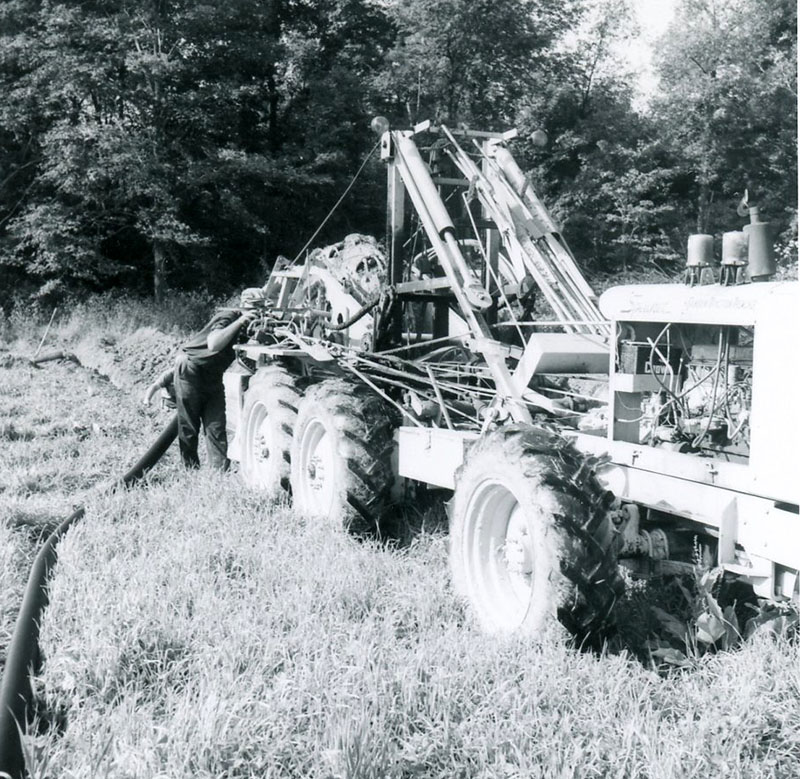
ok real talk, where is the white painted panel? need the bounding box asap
[397,427,477,489]
[750,284,800,505]
[600,281,797,326]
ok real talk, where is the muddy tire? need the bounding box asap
[240,364,302,497]
[290,379,394,533]
[450,424,623,639]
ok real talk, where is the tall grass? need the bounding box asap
[1,289,219,343]
[28,472,800,778]
[2,294,799,777]
[1,291,219,400]
[0,351,177,697]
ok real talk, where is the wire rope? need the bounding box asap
[289,140,381,267]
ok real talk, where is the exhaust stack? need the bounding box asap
[744,207,776,281]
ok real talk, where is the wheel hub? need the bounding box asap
[300,419,336,516]
[255,433,270,463]
[245,404,279,489]
[504,506,533,577]
[307,456,325,488]
[466,481,533,630]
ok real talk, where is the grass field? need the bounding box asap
[2,299,799,778]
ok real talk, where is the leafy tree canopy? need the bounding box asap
[0,0,795,304]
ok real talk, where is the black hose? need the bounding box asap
[324,294,380,332]
[0,415,179,779]
[117,415,178,487]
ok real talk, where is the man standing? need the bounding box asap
[173,288,263,469]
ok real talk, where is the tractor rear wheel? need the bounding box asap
[290,379,394,533]
[450,424,623,640]
[240,364,302,497]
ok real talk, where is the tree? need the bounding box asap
[652,0,797,242]
[374,0,581,129]
[0,0,394,300]
[511,0,686,274]
[0,1,286,300]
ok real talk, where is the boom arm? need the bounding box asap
[439,126,606,335]
[386,129,533,423]
[381,124,609,421]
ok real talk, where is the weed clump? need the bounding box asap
[0,421,35,441]
[611,567,798,670]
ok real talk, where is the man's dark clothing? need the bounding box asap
[181,310,241,376]
[176,309,242,469]
[175,354,229,469]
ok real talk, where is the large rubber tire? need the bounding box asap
[240,364,302,497]
[450,424,623,640]
[290,379,394,533]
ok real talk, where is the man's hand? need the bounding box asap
[142,382,160,406]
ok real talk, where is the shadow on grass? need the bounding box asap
[6,509,64,539]
[376,486,451,548]
[0,421,36,441]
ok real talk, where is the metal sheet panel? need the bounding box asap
[397,427,478,489]
[222,365,250,462]
[750,283,800,505]
[512,332,609,393]
[582,456,800,572]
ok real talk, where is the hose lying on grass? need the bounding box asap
[0,416,179,779]
[28,350,79,367]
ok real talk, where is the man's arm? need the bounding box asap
[143,369,174,406]
[207,311,257,353]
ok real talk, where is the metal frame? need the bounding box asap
[228,121,799,602]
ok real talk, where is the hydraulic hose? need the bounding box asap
[324,294,380,332]
[0,415,179,779]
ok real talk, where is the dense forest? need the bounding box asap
[0,0,796,306]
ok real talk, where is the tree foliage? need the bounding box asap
[517,0,687,272]
[374,0,580,127]
[0,0,389,300]
[652,0,797,237]
[0,0,795,303]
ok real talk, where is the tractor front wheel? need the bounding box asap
[449,425,622,640]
